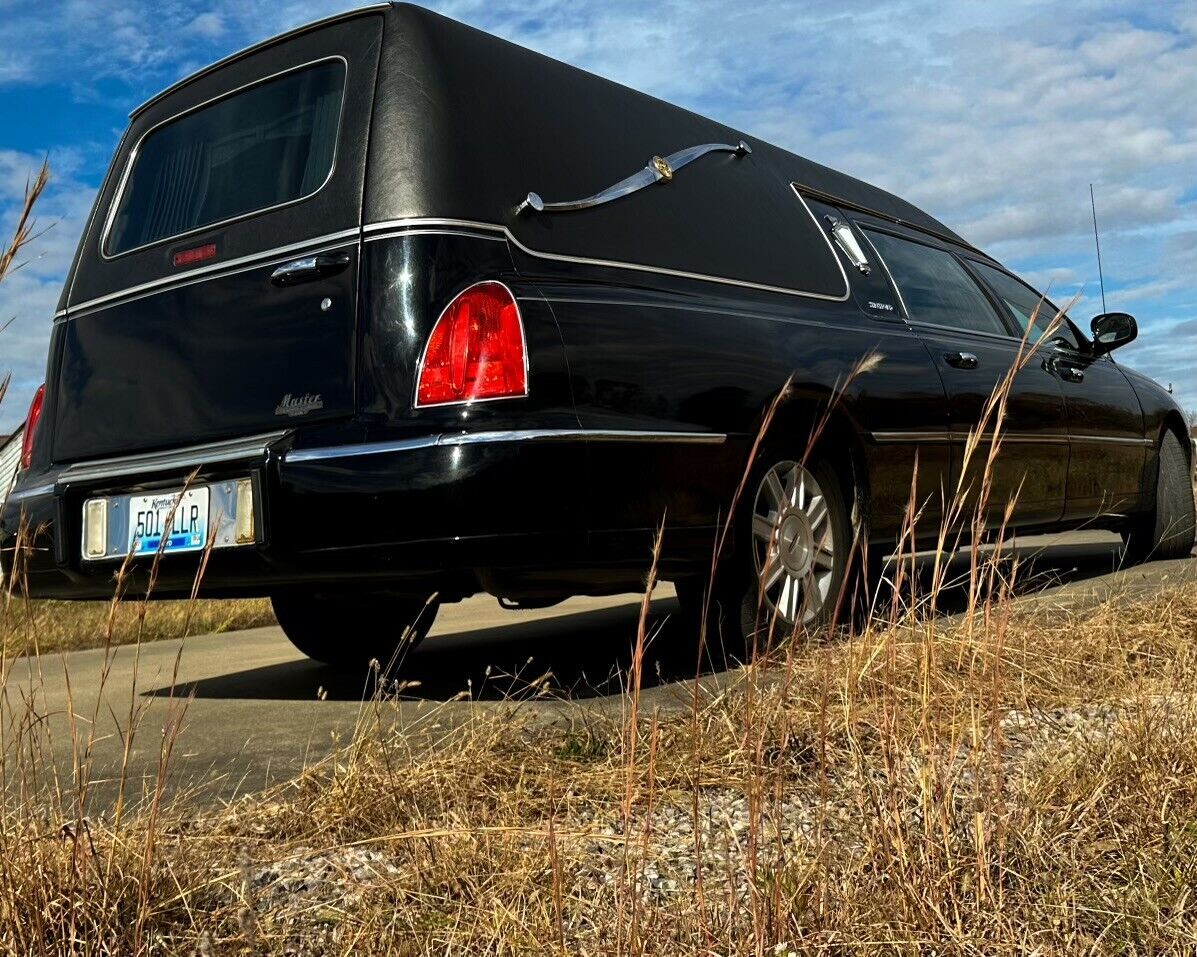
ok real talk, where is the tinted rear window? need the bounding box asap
[105,60,346,257]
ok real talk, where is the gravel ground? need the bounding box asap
[228,701,1138,949]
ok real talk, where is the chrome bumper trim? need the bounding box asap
[285,428,727,464]
[57,431,289,486]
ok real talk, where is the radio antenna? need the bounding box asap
[1090,183,1107,313]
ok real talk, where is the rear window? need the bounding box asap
[104,59,346,257]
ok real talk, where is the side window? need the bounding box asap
[968,261,1080,349]
[863,229,1008,336]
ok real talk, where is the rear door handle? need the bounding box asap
[270,252,352,287]
[943,351,979,370]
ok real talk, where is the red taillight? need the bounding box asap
[20,383,45,470]
[415,282,528,407]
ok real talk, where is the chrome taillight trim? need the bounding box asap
[411,280,530,409]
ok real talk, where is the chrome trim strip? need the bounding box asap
[1071,435,1154,447]
[362,203,852,302]
[869,431,952,444]
[104,56,350,261]
[57,430,288,486]
[63,233,359,319]
[131,5,389,118]
[516,141,751,216]
[285,429,728,464]
[5,483,56,504]
[870,430,1149,447]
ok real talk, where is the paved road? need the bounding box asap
[6,532,1195,810]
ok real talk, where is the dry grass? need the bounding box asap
[2,581,1196,954]
[3,162,1197,954]
[0,596,275,657]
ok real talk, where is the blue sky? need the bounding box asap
[1,0,1195,432]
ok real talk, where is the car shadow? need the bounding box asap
[155,597,700,703]
[152,537,1132,704]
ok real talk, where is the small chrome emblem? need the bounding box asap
[651,155,674,181]
[868,301,895,312]
[275,393,325,417]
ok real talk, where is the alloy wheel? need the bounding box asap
[750,459,838,628]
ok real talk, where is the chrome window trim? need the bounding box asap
[63,233,359,319]
[363,189,852,303]
[410,281,531,410]
[101,56,350,261]
[858,230,910,319]
[285,429,728,465]
[56,430,288,486]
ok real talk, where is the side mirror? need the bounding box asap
[1090,312,1137,355]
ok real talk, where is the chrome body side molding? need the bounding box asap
[516,141,751,216]
[870,430,1153,447]
[285,429,728,465]
[362,204,852,303]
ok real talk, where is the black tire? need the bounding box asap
[1122,430,1196,564]
[271,590,440,669]
[677,452,859,662]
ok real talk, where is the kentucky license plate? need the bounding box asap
[128,487,210,556]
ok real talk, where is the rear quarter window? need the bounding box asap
[104,59,346,257]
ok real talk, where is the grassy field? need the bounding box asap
[0,595,275,657]
[2,569,1196,954]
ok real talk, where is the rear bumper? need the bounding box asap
[1,426,589,600]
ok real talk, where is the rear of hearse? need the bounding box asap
[1,5,584,657]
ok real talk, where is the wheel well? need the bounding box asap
[757,398,871,531]
[1161,411,1193,469]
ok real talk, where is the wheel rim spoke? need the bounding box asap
[813,530,835,570]
[762,560,784,592]
[764,469,786,511]
[752,513,776,544]
[806,495,828,532]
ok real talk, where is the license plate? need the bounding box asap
[128,487,210,556]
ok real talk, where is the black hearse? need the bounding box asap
[3,3,1193,665]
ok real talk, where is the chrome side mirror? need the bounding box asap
[1090,312,1137,355]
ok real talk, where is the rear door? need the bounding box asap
[53,14,383,462]
[861,225,1070,528]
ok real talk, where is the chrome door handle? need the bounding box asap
[1045,356,1084,383]
[270,252,352,287]
[943,351,979,370]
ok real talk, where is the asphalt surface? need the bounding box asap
[6,531,1195,811]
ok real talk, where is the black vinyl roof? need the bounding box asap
[124,3,972,298]
[366,5,972,294]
